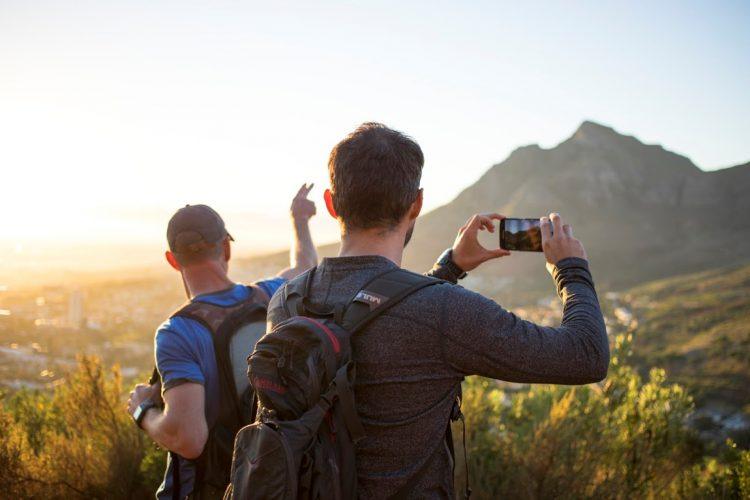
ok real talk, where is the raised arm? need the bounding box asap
[278,183,319,280]
[439,212,609,384]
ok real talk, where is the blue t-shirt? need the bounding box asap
[155,278,285,499]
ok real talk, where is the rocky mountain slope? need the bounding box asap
[402,121,750,298]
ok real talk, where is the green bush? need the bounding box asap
[454,334,748,499]
[0,356,163,498]
[1,342,748,498]
[671,442,750,499]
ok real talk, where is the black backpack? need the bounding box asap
[226,267,465,499]
[151,285,270,500]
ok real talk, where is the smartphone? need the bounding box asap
[499,218,547,252]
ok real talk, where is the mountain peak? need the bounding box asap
[572,120,618,139]
[406,121,750,293]
[566,120,635,150]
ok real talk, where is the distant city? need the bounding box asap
[0,266,631,391]
[0,256,292,391]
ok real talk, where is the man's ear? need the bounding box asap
[223,238,231,262]
[165,251,182,271]
[324,189,338,219]
[408,189,423,220]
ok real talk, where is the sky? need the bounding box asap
[1,0,749,268]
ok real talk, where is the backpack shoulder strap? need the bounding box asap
[342,268,444,333]
[151,286,267,385]
[245,283,271,306]
[281,266,317,318]
[148,300,208,388]
[171,300,228,334]
[171,284,269,333]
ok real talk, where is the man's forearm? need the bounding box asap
[141,407,206,459]
[441,257,609,385]
[141,408,179,452]
[290,218,318,271]
[553,257,610,379]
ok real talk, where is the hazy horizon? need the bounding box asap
[2,117,747,289]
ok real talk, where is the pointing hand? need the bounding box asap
[290,183,317,223]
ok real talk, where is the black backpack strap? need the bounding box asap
[149,366,161,386]
[450,388,471,500]
[171,451,181,500]
[282,266,317,318]
[341,269,444,333]
[320,361,367,444]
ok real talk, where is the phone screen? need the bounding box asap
[500,218,544,252]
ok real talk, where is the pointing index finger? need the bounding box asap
[296,183,314,198]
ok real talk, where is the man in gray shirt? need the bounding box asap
[266,122,609,498]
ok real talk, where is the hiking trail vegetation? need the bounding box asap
[1,337,748,499]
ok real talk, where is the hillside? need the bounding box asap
[403,121,750,298]
[625,264,750,417]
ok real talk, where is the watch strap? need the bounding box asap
[444,249,467,279]
[134,399,156,428]
[428,249,467,283]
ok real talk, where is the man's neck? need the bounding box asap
[181,264,234,299]
[338,227,407,267]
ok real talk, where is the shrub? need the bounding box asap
[0,356,163,498]
[1,341,746,498]
[455,334,702,498]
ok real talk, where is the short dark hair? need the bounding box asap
[328,122,423,231]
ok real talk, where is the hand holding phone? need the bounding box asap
[540,213,587,268]
[451,213,511,272]
[500,213,587,266]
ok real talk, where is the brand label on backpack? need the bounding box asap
[354,290,388,311]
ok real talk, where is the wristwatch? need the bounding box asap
[132,399,157,429]
[434,248,467,281]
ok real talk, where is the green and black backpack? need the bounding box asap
[150,285,270,500]
[225,267,466,500]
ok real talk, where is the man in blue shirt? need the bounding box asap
[126,184,318,499]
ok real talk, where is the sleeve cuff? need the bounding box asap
[426,263,459,284]
[162,377,204,392]
[554,257,590,272]
[551,257,595,296]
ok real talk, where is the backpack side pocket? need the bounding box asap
[228,422,297,500]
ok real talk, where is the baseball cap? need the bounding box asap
[166,204,234,254]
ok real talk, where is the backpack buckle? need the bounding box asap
[333,304,345,325]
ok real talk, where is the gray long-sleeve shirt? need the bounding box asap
[266,255,609,499]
